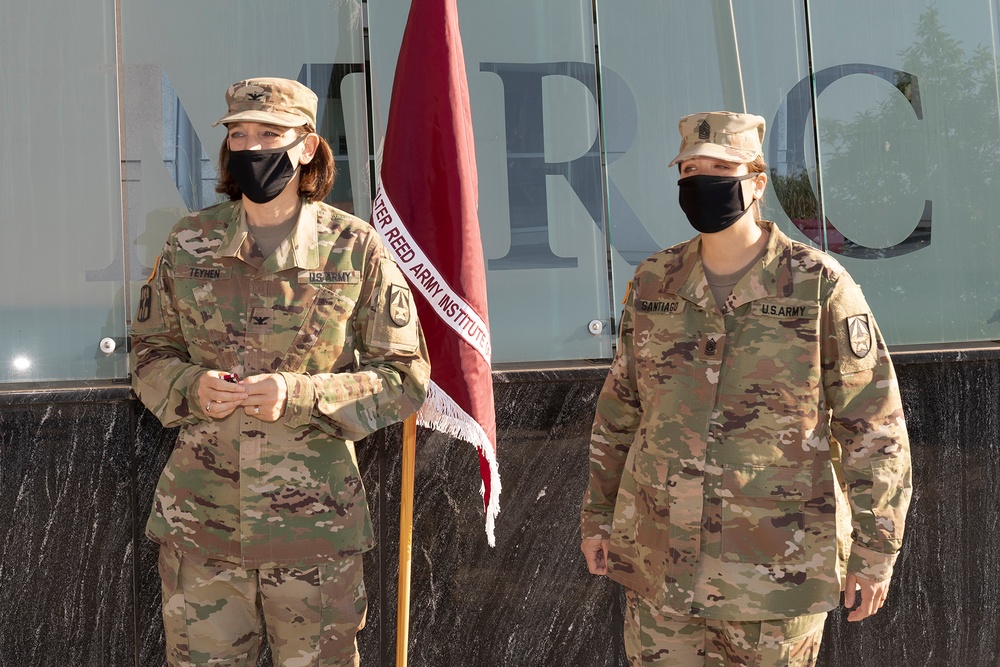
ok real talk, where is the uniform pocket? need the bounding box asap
[721,465,812,564]
[729,301,821,399]
[365,259,419,354]
[279,286,357,373]
[317,556,367,663]
[867,457,908,542]
[757,612,827,667]
[156,546,192,663]
[176,284,238,368]
[609,449,671,578]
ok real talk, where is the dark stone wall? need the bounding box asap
[1,352,998,666]
[0,388,135,667]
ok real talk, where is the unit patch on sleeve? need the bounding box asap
[847,314,872,358]
[389,285,411,327]
[132,255,165,333]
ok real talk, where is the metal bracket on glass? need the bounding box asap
[98,337,131,355]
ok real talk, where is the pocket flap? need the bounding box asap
[630,448,669,491]
[724,465,811,500]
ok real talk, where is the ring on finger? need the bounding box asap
[254,406,260,415]
[206,402,213,413]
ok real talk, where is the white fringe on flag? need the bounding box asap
[416,379,501,547]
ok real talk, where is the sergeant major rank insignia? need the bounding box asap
[847,314,872,358]
[697,332,725,362]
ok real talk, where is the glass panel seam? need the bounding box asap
[592,0,619,351]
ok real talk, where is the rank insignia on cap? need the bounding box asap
[847,314,872,358]
[698,119,711,140]
[389,285,411,327]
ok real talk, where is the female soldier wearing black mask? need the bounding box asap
[132,77,430,666]
[581,111,912,666]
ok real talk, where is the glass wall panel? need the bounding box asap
[808,1,1000,345]
[368,0,614,363]
[0,0,123,382]
[121,0,369,367]
[595,0,812,312]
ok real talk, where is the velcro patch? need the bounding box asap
[388,285,411,326]
[131,264,166,334]
[248,308,274,334]
[136,285,154,323]
[847,314,872,358]
[636,299,685,314]
[298,269,361,285]
[697,332,725,362]
[176,265,232,281]
[757,302,818,319]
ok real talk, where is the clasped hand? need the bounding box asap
[196,370,288,422]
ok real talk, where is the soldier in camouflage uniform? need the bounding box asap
[131,77,430,667]
[581,112,911,666]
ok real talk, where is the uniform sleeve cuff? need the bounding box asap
[580,514,612,541]
[187,370,211,420]
[848,543,898,582]
[280,372,315,429]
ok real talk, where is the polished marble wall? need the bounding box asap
[1,352,998,666]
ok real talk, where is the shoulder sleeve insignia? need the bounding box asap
[847,314,872,358]
[135,256,161,323]
[135,285,153,323]
[389,284,412,327]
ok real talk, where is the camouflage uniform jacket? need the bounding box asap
[131,199,430,569]
[581,222,911,620]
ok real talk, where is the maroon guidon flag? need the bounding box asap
[371,0,500,545]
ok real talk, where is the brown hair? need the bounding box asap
[215,125,335,203]
[747,156,768,220]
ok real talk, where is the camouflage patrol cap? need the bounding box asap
[668,111,766,167]
[212,77,317,128]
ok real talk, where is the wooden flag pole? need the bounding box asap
[396,413,418,666]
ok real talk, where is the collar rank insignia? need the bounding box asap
[698,119,711,140]
[847,314,872,358]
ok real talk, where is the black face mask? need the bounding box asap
[677,173,758,234]
[227,134,306,204]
